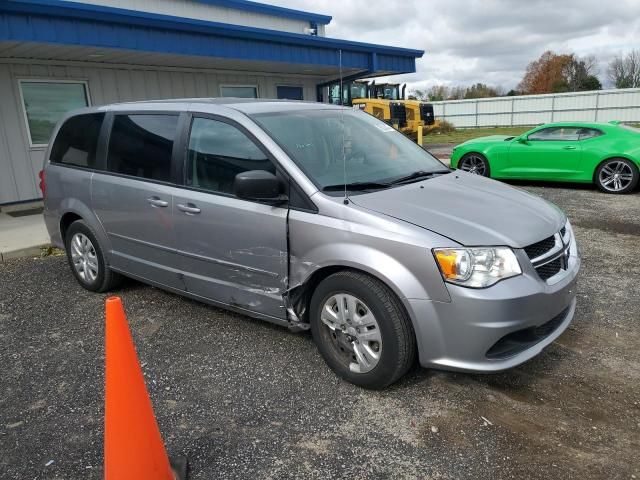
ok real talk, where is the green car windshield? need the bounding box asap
[253,109,447,192]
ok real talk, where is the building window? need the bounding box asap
[19,80,90,146]
[276,86,303,100]
[219,85,258,98]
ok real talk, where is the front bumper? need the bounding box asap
[407,239,580,372]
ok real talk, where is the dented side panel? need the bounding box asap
[174,189,289,319]
[288,198,454,305]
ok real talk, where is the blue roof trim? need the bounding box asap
[191,0,332,25]
[1,0,424,58]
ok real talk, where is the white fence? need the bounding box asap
[431,88,640,128]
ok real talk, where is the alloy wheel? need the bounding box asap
[598,160,634,192]
[459,154,487,175]
[320,293,382,374]
[70,233,99,283]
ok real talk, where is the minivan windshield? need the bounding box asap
[253,109,448,193]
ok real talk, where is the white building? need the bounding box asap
[0,0,423,205]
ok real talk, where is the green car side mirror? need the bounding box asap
[516,136,528,144]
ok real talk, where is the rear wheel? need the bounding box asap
[310,271,416,389]
[595,158,638,194]
[64,220,122,292]
[458,152,490,176]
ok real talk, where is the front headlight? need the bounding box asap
[433,247,522,288]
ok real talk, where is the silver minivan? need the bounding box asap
[42,99,580,388]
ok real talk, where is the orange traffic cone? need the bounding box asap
[104,296,188,480]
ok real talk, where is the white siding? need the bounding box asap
[62,0,321,35]
[431,88,640,128]
[0,60,323,204]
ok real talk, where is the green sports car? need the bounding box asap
[450,121,640,194]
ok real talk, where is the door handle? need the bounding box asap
[176,203,201,215]
[563,145,577,150]
[147,196,169,208]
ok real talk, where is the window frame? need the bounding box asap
[101,110,185,186]
[527,126,582,142]
[219,84,259,99]
[179,112,317,212]
[18,79,91,148]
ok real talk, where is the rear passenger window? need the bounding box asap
[186,117,275,195]
[50,113,104,168]
[107,114,178,182]
[579,128,603,140]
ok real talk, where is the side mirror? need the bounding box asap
[516,136,528,144]
[234,170,286,203]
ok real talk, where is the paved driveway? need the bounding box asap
[1,182,638,479]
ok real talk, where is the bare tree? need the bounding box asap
[564,54,601,91]
[608,50,640,88]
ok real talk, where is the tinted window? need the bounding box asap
[528,127,581,141]
[107,114,178,182]
[187,117,274,194]
[578,128,603,140]
[50,113,104,168]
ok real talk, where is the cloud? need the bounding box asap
[266,0,640,90]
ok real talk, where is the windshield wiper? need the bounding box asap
[387,170,450,185]
[322,181,392,192]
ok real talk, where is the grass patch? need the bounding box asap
[422,126,531,145]
[40,246,64,257]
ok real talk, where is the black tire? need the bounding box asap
[310,270,416,389]
[458,152,490,177]
[595,158,639,194]
[64,220,122,293]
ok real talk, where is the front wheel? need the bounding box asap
[458,153,490,176]
[310,271,416,389]
[595,158,639,194]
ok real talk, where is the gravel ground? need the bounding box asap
[1,182,639,480]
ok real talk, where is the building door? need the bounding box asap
[277,86,303,100]
[174,116,288,319]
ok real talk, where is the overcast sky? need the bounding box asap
[266,0,640,92]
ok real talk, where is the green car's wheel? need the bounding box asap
[458,153,490,177]
[595,158,639,194]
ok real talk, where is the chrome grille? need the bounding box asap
[525,227,571,282]
[524,235,555,259]
[536,258,563,280]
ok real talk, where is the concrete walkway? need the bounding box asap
[0,212,50,262]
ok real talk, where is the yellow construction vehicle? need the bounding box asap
[368,82,438,136]
[351,97,411,134]
[402,100,438,134]
[321,79,438,137]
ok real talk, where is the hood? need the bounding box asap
[349,172,566,248]
[461,135,513,145]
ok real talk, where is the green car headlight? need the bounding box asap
[433,247,522,288]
